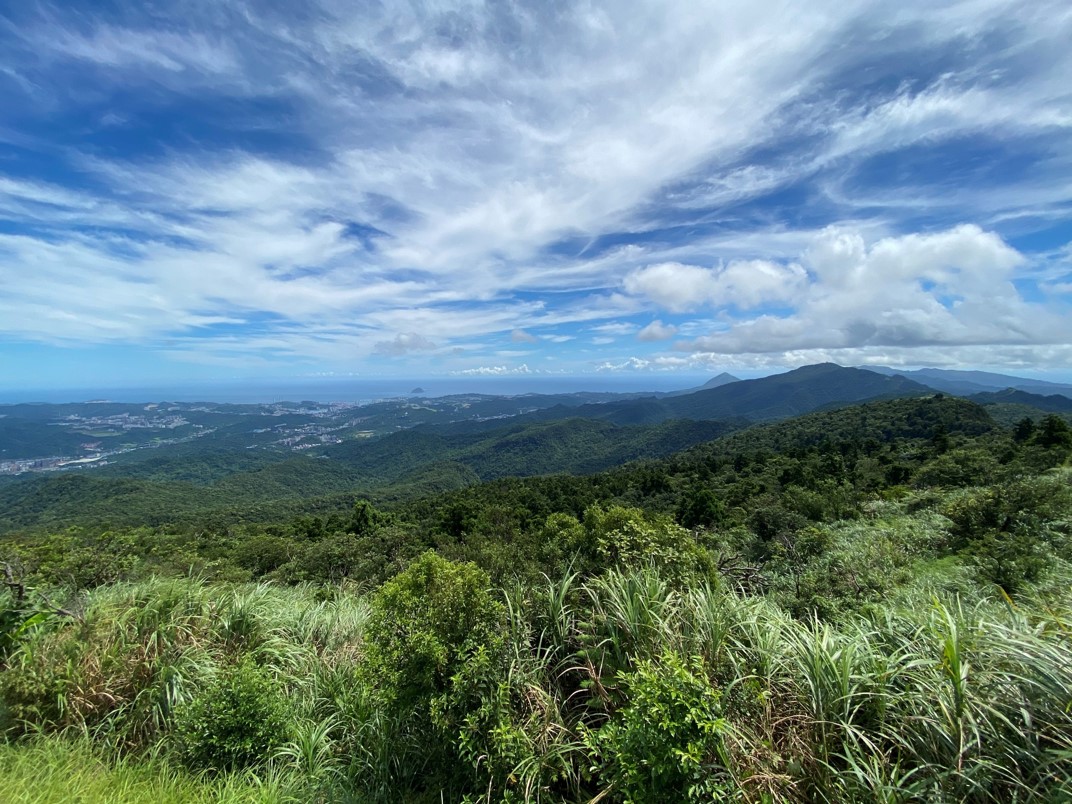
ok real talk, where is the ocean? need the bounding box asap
[1,374,715,405]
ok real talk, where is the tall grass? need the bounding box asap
[3,563,1070,801]
[0,737,302,803]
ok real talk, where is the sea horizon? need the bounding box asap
[0,373,720,406]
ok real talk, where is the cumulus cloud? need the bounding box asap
[624,260,808,312]
[454,364,533,376]
[637,320,679,341]
[595,357,651,372]
[681,225,1064,359]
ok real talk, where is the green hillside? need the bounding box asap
[3,394,1071,803]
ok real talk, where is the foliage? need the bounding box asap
[173,658,291,771]
[359,551,506,794]
[589,651,731,803]
[584,505,714,583]
[0,736,303,803]
[2,394,1072,801]
[362,551,503,710]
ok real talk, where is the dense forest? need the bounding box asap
[2,393,1071,802]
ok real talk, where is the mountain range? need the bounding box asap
[860,366,1072,397]
[2,362,1070,534]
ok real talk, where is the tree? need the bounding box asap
[1013,417,1036,444]
[676,486,726,529]
[1036,415,1072,449]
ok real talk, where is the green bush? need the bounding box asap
[359,551,506,794]
[173,658,290,771]
[584,505,712,583]
[362,551,504,714]
[941,476,1071,593]
[590,651,731,804]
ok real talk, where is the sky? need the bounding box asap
[1,0,1071,392]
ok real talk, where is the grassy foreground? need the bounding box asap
[2,553,1071,802]
[0,737,299,804]
[2,402,1071,801]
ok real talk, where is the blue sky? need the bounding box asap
[1,0,1071,391]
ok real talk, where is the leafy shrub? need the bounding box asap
[941,476,1071,593]
[359,552,506,794]
[584,505,712,583]
[970,529,1049,594]
[538,511,591,572]
[173,658,290,771]
[590,651,731,803]
[232,534,293,577]
[914,447,998,488]
[362,551,504,713]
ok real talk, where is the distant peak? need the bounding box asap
[699,372,740,389]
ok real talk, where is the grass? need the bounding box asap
[3,516,1071,801]
[0,737,299,803]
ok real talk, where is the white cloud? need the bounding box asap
[637,320,678,341]
[0,0,1069,377]
[595,357,651,372]
[47,26,239,75]
[454,364,533,376]
[591,321,639,336]
[683,225,1064,357]
[624,260,808,312]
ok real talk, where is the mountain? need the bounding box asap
[0,364,960,532]
[418,364,933,429]
[968,389,1072,413]
[665,372,741,396]
[320,416,742,482]
[654,363,932,422]
[0,416,743,532]
[861,366,1072,397]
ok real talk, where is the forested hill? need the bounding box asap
[2,364,1067,536]
[0,416,743,532]
[489,363,934,426]
[0,392,1038,537]
[657,362,932,420]
[0,363,941,532]
[968,388,1072,413]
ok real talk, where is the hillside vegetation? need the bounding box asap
[2,395,1071,802]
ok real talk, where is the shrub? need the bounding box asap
[361,551,504,714]
[590,651,732,804]
[173,658,290,771]
[584,505,712,583]
[359,552,506,794]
